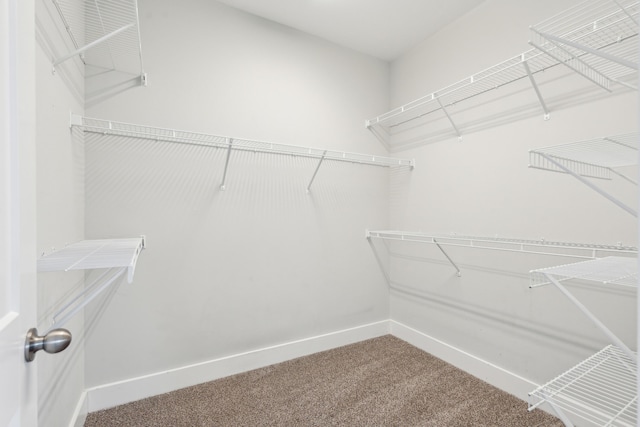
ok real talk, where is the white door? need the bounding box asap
[1,0,38,426]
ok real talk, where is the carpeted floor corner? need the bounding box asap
[84,335,562,426]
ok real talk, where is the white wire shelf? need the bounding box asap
[529,132,638,217]
[366,0,638,141]
[530,0,638,92]
[366,230,637,278]
[529,345,637,427]
[38,237,145,284]
[71,114,414,191]
[530,256,638,288]
[365,47,556,132]
[367,231,637,258]
[51,0,146,84]
[529,133,638,180]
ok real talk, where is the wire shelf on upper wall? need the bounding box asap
[529,132,638,217]
[70,114,414,191]
[51,0,147,85]
[529,0,638,92]
[366,0,638,147]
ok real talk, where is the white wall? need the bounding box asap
[34,0,86,425]
[83,0,393,396]
[385,0,637,414]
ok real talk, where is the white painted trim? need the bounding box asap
[68,391,87,427]
[389,320,536,398]
[86,320,390,412]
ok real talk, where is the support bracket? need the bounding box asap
[307,150,327,193]
[436,98,462,141]
[433,239,462,277]
[220,138,233,191]
[523,60,550,120]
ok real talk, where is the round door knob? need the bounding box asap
[24,327,72,362]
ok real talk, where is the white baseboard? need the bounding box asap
[389,320,537,401]
[69,391,87,427]
[85,320,390,412]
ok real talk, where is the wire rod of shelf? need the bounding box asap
[37,237,145,283]
[70,114,415,169]
[528,345,637,427]
[51,0,145,81]
[366,230,637,259]
[530,256,638,288]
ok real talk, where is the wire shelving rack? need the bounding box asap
[528,344,637,427]
[366,0,638,144]
[71,114,414,191]
[366,230,636,277]
[51,0,146,84]
[38,237,145,329]
[529,132,638,217]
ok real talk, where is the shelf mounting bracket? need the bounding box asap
[220,138,233,191]
[53,22,136,69]
[523,60,550,120]
[436,98,462,141]
[433,238,462,277]
[307,150,327,193]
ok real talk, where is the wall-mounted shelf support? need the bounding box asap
[433,239,462,277]
[220,138,233,191]
[523,60,550,120]
[435,98,462,140]
[307,150,327,193]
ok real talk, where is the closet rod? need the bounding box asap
[70,114,415,170]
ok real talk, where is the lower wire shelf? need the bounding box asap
[529,345,637,427]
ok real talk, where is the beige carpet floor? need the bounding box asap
[84,335,562,426]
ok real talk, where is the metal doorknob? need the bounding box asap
[24,327,72,362]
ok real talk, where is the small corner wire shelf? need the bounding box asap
[529,345,637,427]
[51,0,146,83]
[528,132,638,217]
[366,230,636,277]
[71,114,414,191]
[38,237,145,330]
[38,237,145,284]
[530,0,639,92]
[530,256,638,288]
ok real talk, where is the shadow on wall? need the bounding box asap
[372,68,636,152]
[85,66,145,109]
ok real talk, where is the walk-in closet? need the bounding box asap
[3,0,637,425]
